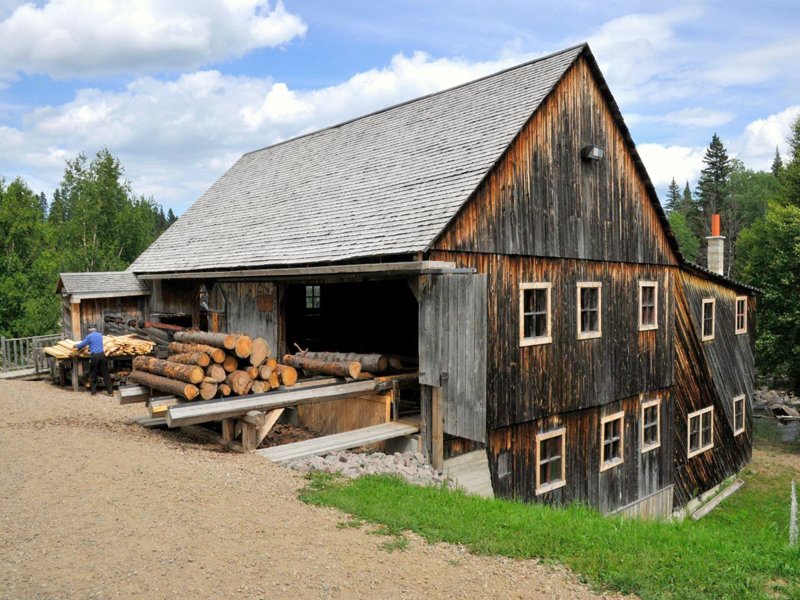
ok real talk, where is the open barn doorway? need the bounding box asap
[284,279,420,422]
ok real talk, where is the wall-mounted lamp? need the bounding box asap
[581,145,605,161]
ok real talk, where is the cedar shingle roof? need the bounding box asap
[129,44,585,274]
[57,271,150,296]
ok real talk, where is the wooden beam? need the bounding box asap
[691,479,745,520]
[70,300,81,341]
[71,356,79,392]
[166,379,377,427]
[431,386,444,470]
[118,385,151,404]
[256,408,284,446]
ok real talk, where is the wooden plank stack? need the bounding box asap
[129,331,300,402]
[43,334,156,359]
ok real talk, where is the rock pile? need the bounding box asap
[282,450,447,487]
[754,387,800,419]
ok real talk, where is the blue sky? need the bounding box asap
[1,0,798,214]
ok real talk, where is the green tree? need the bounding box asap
[0,178,60,337]
[665,177,681,214]
[771,147,784,177]
[694,134,732,235]
[738,201,800,393]
[668,211,701,263]
[166,208,177,225]
[782,116,800,207]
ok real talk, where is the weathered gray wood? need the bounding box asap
[117,385,150,404]
[419,274,488,442]
[256,421,420,462]
[691,479,745,520]
[166,379,377,427]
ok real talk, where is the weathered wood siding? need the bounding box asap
[419,274,488,443]
[488,389,672,512]
[431,251,675,430]
[673,271,755,508]
[212,282,279,350]
[147,279,199,319]
[61,296,149,338]
[433,55,677,267]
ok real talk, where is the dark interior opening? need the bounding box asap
[285,279,418,359]
[157,314,193,328]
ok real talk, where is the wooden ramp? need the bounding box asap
[257,421,420,462]
[443,450,494,498]
[0,368,37,380]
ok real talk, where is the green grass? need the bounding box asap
[300,428,800,599]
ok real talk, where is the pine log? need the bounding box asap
[298,351,386,373]
[167,352,211,367]
[266,357,278,371]
[245,366,259,380]
[129,371,199,400]
[169,342,225,363]
[225,370,252,396]
[206,364,226,383]
[219,383,232,397]
[223,355,239,373]
[282,355,361,379]
[199,380,218,401]
[250,381,267,394]
[133,356,204,384]
[259,364,274,380]
[174,331,236,350]
[249,337,270,366]
[233,335,253,359]
[275,364,298,387]
[268,372,280,389]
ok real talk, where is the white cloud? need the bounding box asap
[638,143,706,188]
[708,39,800,86]
[0,0,306,78]
[0,50,531,211]
[731,105,800,170]
[626,107,736,128]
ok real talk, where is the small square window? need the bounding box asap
[519,283,552,346]
[687,406,714,458]
[735,296,747,335]
[305,285,321,315]
[733,395,745,436]
[600,411,624,471]
[641,397,661,453]
[535,428,566,495]
[638,281,658,331]
[701,298,715,341]
[577,282,602,340]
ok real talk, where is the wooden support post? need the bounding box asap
[71,356,79,392]
[221,418,235,445]
[256,408,284,446]
[431,386,443,470]
[241,422,257,452]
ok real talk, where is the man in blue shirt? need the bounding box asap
[75,325,113,395]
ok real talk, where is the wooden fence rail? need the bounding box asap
[0,334,63,374]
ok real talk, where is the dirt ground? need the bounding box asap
[0,379,626,600]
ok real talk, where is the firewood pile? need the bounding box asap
[128,331,300,402]
[43,335,156,359]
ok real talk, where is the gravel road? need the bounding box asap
[0,379,627,599]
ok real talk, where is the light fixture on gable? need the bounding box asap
[581,145,605,161]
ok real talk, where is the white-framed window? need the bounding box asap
[577,282,602,340]
[701,298,715,341]
[638,281,658,331]
[535,427,566,495]
[733,395,745,436]
[600,411,624,471]
[641,397,661,453]
[735,296,747,335]
[519,283,552,346]
[687,406,714,458]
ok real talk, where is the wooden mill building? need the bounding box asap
[66,43,758,518]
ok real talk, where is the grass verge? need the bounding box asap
[300,430,800,599]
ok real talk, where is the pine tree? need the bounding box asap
[695,134,732,229]
[37,192,48,218]
[665,177,681,214]
[784,115,800,207]
[167,208,177,224]
[771,147,784,177]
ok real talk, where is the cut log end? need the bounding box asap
[249,337,270,366]
[275,364,298,387]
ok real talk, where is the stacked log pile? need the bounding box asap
[129,331,301,401]
[44,334,156,359]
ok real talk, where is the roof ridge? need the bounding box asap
[242,43,587,158]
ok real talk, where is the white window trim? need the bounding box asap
[687,406,714,458]
[735,296,748,335]
[599,411,625,472]
[577,282,602,340]
[640,397,662,454]
[733,395,746,436]
[535,427,567,495]
[519,282,552,347]
[638,281,659,331]
[701,298,716,342]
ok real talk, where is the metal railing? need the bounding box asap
[0,334,63,373]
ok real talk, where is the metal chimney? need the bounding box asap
[706,214,725,275]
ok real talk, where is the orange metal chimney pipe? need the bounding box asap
[711,213,721,237]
